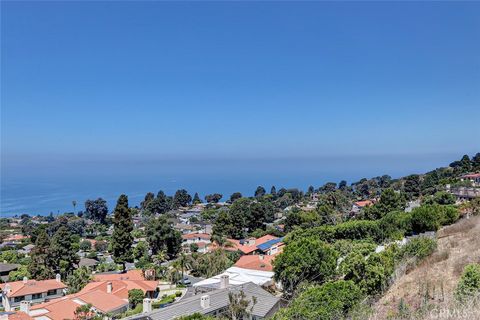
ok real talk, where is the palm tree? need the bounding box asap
[212,234,234,249]
[177,253,193,280]
[168,261,182,284]
[153,250,167,267]
[72,200,77,214]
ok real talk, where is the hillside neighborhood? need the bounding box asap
[1,153,480,320]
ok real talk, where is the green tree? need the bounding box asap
[67,267,92,294]
[9,265,31,281]
[472,153,480,171]
[146,216,182,259]
[128,289,145,308]
[426,191,456,205]
[227,290,257,320]
[272,281,362,320]
[84,198,108,223]
[229,192,243,203]
[79,240,92,251]
[455,263,480,302]
[403,175,421,200]
[192,192,202,204]
[50,225,79,278]
[140,192,155,210]
[173,253,194,280]
[254,186,266,198]
[205,193,223,204]
[270,186,277,198]
[363,188,405,220]
[274,236,338,293]
[133,241,149,260]
[112,194,134,272]
[145,191,171,215]
[28,228,55,280]
[173,189,192,208]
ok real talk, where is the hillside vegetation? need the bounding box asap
[371,215,480,319]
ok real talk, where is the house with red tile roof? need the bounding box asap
[0,311,34,320]
[234,254,276,272]
[93,269,144,281]
[181,233,211,253]
[460,172,480,187]
[0,275,66,311]
[209,235,280,255]
[351,199,375,215]
[22,274,159,320]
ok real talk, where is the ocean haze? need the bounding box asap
[0,152,465,216]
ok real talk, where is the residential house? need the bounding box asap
[234,255,275,272]
[77,258,99,270]
[132,280,281,320]
[351,200,374,215]
[193,267,275,289]
[256,237,284,256]
[214,235,279,255]
[24,271,159,320]
[181,233,211,253]
[460,173,480,187]
[0,275,67,311]
[0,264,20,282]
[18,245,35,256]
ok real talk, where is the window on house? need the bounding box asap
[32,293,42,300]
[47,289,57,296]
[14,296,25,303]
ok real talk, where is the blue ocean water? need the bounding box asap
[0,154,456,216]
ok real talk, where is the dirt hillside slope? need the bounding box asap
[372,214,480,319]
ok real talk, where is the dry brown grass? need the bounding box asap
[370,215,480,319]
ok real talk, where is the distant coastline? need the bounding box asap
[1,153,462,216]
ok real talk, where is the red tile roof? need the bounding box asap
[30,276,159,319]
[234,255,276,271]
[214,235,279,254]
[80,279,158,300]
[93,269,144,281]
[0,279,67,298]
[3,234,29,242]
[354,200,374,208]
[181,233,211,240]
[5,312,33,320]
[462,173,480,179]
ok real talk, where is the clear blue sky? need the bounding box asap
[2,1,480,164]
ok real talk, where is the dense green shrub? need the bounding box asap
[128,289,145,308]
[400,237,437,260]
[378,211,413,240]
[411,205,441,233]
[455,263,480,302]
[410,205,459,233]
[274,236,338,293]
[272,280,363,320]
[332,239,376,257]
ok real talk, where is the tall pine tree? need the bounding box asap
[50,226,79,278]
[112,194,134,272]
[28,228,55,280]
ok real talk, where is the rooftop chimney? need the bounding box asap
[20,301,31,314]
[200,295,210,309]
[220,275,229,289]
[107,282,112,293]
[142,298,152,313]
[23,277,28,284]
[55,274,61,282]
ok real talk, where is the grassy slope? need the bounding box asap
[371,215,480,319]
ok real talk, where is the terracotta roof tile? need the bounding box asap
[0,279,66,298]
[234,255,276,271]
